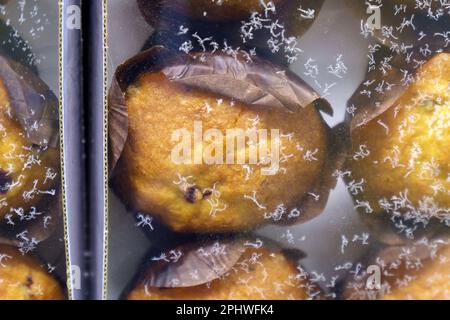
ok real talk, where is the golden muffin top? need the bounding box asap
[349,53,450,224]
[112,70,329,232]
[0,245,64,300]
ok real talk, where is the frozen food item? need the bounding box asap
[0,0,72,301]
[125,238,321,300]
[137,0,325,66]
[0,56,60,222]
[109,46,336,233]
[347,53,449,233]
[100,0,450,302]
[0,245,64,300]
[342,237,450,300]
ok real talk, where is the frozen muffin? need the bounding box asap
[126,240,321,300]
[0,245,64,300]
[138,0,324,66]
[0,59,60,222]
[110,49,332,233]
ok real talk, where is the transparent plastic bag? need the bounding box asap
[101,0,450,300]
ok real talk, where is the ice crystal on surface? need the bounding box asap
[136,213,154,231]
[16,230,39,255]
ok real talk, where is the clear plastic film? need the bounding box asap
[104,0,450,300]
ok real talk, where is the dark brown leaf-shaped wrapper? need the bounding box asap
[124,237,307,295]
[109,46,337,228]
[109,45,332,172]
[140,239,246,289]
[348,46,449,146]
[341,235,450,300]
[0,56,60,242]
[0,55,59,148]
